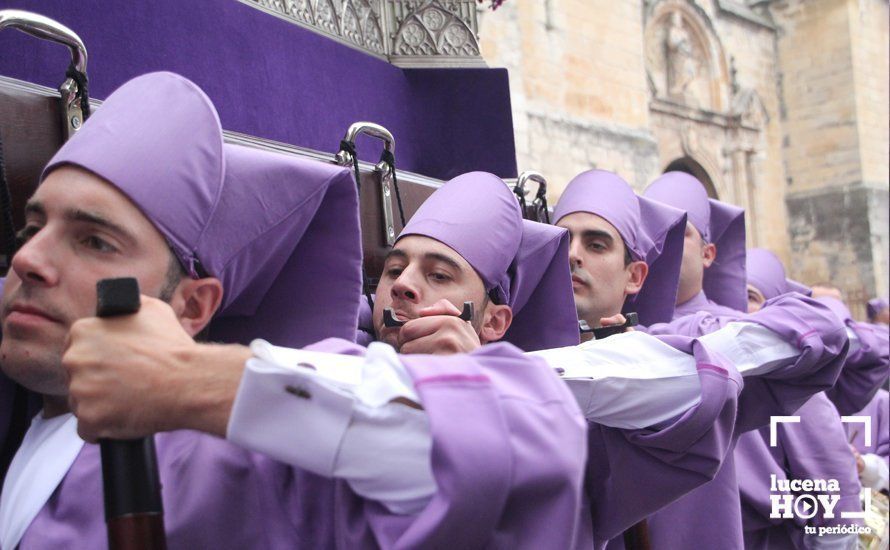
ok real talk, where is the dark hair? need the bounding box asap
[158,249,188,302]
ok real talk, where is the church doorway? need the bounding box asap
[664,156,718,198]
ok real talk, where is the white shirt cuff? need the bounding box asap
[528,331,701,429]
[226,340,434,514]
[698,322,800,377]
[860,453,889,491]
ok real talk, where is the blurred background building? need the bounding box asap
[479,0,889,318]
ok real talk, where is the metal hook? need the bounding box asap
[516,171,548,222]
[579,312,639,340]
[334,122,399,245]
[0,10,90,139]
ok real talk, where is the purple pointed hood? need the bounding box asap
[553,169,687,325]
[746,248,811,300]
[644,171,747,312]
[399,172,579,351]
[42,72,363,347]
[867,298,888,322]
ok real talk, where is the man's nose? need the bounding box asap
[390,269,421,303]
[568,238,583,269]
[10,230,59,287]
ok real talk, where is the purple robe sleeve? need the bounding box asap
[375,342,588,549]
[826,321,890,416]
[581,336,741,548]
[647,293,850,434]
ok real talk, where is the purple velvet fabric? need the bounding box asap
[815,297,890,416]
[735,393,863,549]
[400,172,579,351]
[552,169,687,325]
[645,172,747,312]
[0,0,516,180]
[43,72,363,347]
[640,293,850,549]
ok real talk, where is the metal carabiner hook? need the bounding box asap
[0,10,90,139]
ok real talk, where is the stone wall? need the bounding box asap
[478,1,660,195]
[774,0,889,313]
[478,0,888,316]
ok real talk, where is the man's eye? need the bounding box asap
[82,235,118,253]
[587,242,606,251]
[385,267,403,278]
[14,226,39,247]
[429,272,451,282]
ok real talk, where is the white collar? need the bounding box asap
[0,411,84,550]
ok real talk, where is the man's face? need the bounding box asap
[677,222,715,305]
[1,167,176,397]
[373,235,488,350]
[557,212,639,325]
[747,284,766,313]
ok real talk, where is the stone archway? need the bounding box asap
[664,156,718,198]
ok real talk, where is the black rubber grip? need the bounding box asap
[96,278,140,317]
[95,278,164,520]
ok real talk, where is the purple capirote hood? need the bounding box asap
[553,169,687,325]
[645,171,748,312]
[746,247,811,300]
[42,71,363,347]
[400,171,579,351]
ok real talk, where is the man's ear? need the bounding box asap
[702,243,717,268]
[479,303,513,344]
[624,260,649,296]
[169,278,224,337]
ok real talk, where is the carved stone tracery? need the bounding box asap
[243,0,484,66]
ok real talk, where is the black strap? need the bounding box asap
[339,139,374,310]
[339,140,362,193]
[513,184,529,220]
[0,132,18,270]
[534,185,550,224]
[65,61,92,119]
[379,149,406,228]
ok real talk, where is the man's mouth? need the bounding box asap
[5,303,63,325]
[571,274,588,287]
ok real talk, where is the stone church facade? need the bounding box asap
[479,0,889,318]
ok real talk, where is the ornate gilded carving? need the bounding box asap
[241,0,482,65]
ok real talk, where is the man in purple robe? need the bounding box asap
[736,248,864,549]
[370,169,741,549]
[747,249,889,417]
[0,72,592,549]
[632,172,852,549]
[552,169,687,330]
[546,169,848,549]
[52,137,849,550]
